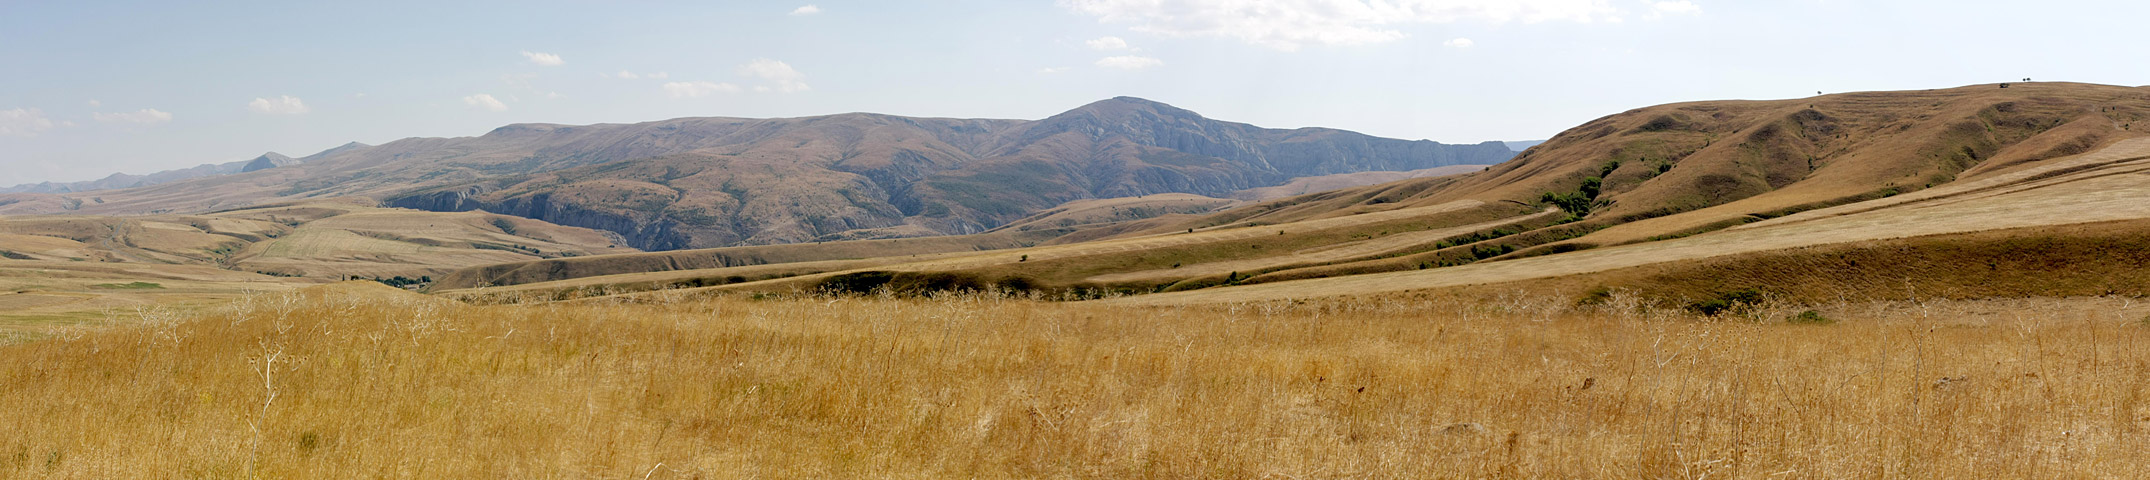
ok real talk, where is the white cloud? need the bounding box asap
[1095,55,1165,69]
[0,108,56,137]
[609,70,669,80]
[1037,66,1072,74]
[1061,0,1627,50]
[463,94,509,111]
[615,71,641,80]
[663,81,742,98]
[738,58,810,93]
[1086,36,1131,50]
[86,99,100,108]
[1443,37,1474,48]
[1645,0,1700,19]
[521,51,565,66]
[791,4,822,15]
[247,95,311,115]
[94,108,173,125]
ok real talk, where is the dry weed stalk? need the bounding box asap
[2,288,2148,477]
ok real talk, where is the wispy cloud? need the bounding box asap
[1443,37,1475,48]
[607,71,669,80]
[1095,55,1164,70]
[1086,36,1130,50]
[247,95,311,115]
[1037,66,1072,74]
[94,108,173,125]
[790,4,822,15]
[663,81,742,98]
[520,51,565,66]
[0,108,56,137]
[463,94,509,111]
[738,59,810,93]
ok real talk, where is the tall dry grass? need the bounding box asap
[3,284,2149,478]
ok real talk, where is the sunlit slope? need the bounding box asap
[0,201,634,279]
[0,261,313,342]
[1165,82,2150,251]
[443,82,2150,302]
[1111,137,2150,305]
[447,198,1545,301]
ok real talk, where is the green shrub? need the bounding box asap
[1575,286,1615,306]
[1688,288,1765,316]
[1789,310,1832,324]
[819,271,896,295]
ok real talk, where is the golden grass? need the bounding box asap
[5,285,2150,477]
[1116,141,2150,306]
[0,262,314,343]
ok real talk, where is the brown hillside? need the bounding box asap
[1108,135,2150,305]
[0,201,634,280]
[0,98,1514,252]
[458,83,2150,307]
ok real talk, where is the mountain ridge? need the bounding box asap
[0,142,370,194]
[0,98,1515,251]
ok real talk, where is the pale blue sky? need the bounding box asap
[3,0,2144,185]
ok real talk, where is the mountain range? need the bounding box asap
[422,82,2150,301]
[0,97,1516,250]
[0,143,367,194]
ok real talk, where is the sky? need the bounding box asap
[3,0,2147,186]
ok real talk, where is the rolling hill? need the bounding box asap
[429,82,2150,308]
[0,98,1515,251]
[0,200,635,279]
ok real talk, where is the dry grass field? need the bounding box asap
[1109,137,2150,306]
[0,262,317,344]
[4,282,2149,478]
[0,201,635,281]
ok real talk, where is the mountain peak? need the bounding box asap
[239,152,297,173]
[1072,96,1184,114]
[302,141,373,161]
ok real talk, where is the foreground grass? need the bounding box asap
[4,285,2150,478]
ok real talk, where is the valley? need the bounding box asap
[10,82,2150,478]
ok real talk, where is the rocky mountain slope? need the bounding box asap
[0,98,1512,250]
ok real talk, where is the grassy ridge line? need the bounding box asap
[1449,217,2150,306]
[6,282,2148,476]
[1108,139,2150,306]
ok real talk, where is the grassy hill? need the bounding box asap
[0,98,1515,251]
[0,200,633,279]
[0,200,636,329]
[429,82,2150,308]
[18,84,2150,478]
